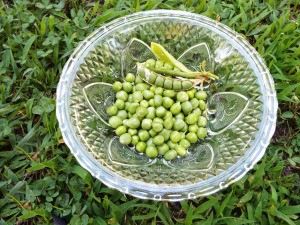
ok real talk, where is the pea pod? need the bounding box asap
[151,42,192,73]
[144,59,219,80]
[137,63,199,91]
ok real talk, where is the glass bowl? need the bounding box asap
[56,10,277,201]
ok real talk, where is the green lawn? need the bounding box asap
[0,0,299,224]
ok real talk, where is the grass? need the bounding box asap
[0,0,299,224]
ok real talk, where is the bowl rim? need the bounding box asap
[56,9,278,201]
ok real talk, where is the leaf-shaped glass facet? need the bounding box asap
[121,38,156,78]
[177,43,214,72]
[108,136,156,166]
[207,92,250,134]
[164,144,215,171]
[83,82,115,127]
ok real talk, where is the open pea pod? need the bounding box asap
[150,42,192,73]
[137,63,202,91]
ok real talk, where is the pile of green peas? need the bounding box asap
[106,73,208,161]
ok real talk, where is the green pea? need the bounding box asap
[149,129,157,137]
[192,108,202,116]
[173,80,182,90]
[197,127,207,139]
[156,106,167,117]
[175,112,185,120]
[143,90,154,100]
[159,129,171,141]
[119,133,131,145]
[186,113,199,125]
[186,132,198,143]
[163,90,176,98]
[163,117,173,130]
[138,67,146,79]
[199,100,206,110]
[182,80,193,90]
[173,119,185,131]
[181,101,193,114]
[112,81,122,92]
[117,110,128,120]
[122,82,132,93]
[146,146,158,158]
[136,83,149,92]
[190,98,199,109]
[109,116,122,128]
[115,99,125,109]
[164,79,173,89]
[153,118,163,124]
[177,91,189,102]
[164,111,173,119]
[128,102,139,114]
[141,118,152,130]
[155,60,164,68]
[189,124,199,133]
[179,139,191,149]
[116,90,128,101]
[124,102,131,111]
[125,73,135,83]
[181,123,188,132]
[195,90,207,100]
[154,87,164,95]
[135,76,144,84]
[152,122,163,133]
[136,106,148,118]
[149,99,155,107]
[115,126,127,136]
[140,100,149,108]
[145,59,156,67]
[164,150,178,161]
[136,142,146,152]
[148,73,157,84]
[132,91,143,103]
[132,114,143,120]
[126,117,140,129]
[138,130,150,141]
[180,132,186,140]
[150,86,156,93]
[131,135,139,145]
[146,138,154,146]
[146,107,156,119]
[157,144,169,155]
[175,145,187,156]
[198,116,207,127]
[122,119,128,127]
[162,97,174,109]
[167,140,177,149]
[106,105,118,116]
[127,113,133,118]
[127,94,133,102]
[170,131,181,143]
[128,128,138,136]
[155,76,165,88]
[153,135,164,145]
[186,89,195,99]
[154,95,163,107]
[170,102,181,115]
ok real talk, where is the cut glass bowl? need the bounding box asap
[56,10,277,201]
